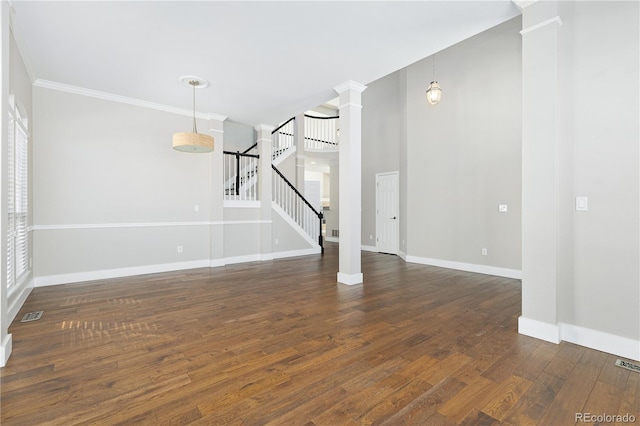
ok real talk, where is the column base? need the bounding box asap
[518,316,561,344]
[1,333,12,367]
[337,272,363,286]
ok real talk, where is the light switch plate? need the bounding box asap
[576,196,589,211]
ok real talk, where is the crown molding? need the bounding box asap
[33,79,228,122]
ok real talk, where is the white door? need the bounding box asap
[376,172,399,255]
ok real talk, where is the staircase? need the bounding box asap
[223,114,339,252]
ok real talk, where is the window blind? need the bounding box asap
[7,103,28,290]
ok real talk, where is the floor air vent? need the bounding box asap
[615,359,640,373]
[20,311,43,322]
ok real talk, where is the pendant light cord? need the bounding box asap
[192,81,198,134]
[432,54,436,82]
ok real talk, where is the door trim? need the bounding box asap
[375,171,399,255]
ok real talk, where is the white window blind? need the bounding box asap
[7,101,28,290]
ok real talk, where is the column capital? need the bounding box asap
[511,0,538,12]
[333,80,367,95]
[255,124,275,133]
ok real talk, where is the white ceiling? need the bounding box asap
[10,1,520,126]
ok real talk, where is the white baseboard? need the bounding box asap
[361,245,377,252]
[33,249,324,288]
[0,334,12,367]
[209,259,226,268]
[8,279,34,323]
[273,248,321,259]
[337,272,363,286]
[220,254,262,265]
[325,237,338,243]
[34,260,211,287]
[398,250,407,261]
[405,255,522,279]
[560,323,640,362]
[518,316,561,344]
[519,317,640,361]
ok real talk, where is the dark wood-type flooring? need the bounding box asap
[1,242,639,425]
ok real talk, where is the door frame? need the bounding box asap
[375,171,400,255]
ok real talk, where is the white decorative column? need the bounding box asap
[257,124,274,260]
[0,0,12,366]
[518,0,563,343]
[208,115,226,267]
[334,80,367,285]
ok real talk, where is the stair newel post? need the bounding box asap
[256,124,275,260]
[234,151,240,196]
[318,212,324,254]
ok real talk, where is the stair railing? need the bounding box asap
[304,114,339,151]
[272,164,323,253]
[272,117,295,160]
[223,150,260,201]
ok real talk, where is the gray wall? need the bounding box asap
[362,17,522,270]
[33,87,214,277]
[32,87,316,279]
[223,120,255,152]
[556,1,639,339]
[361,70,402,246]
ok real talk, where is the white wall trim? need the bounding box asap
[0,334,12,368]
[520,16,563,35]
[325,236,339,243]
[33,221,215,231]
[209,259,226,268]
[361,245,377,252]
[518,316,561,344]
[405,255,522,279]
[398,250,407,261]
[224,200,261,208]
[224,220,272,225]
[337,272,363,286]
[560,323,640,362]
[34,260,211,287]
[31,220,280,231]
[33,79,227,122]
[7,279,33,323]
[222,254,262,265]
[273,247,321,259]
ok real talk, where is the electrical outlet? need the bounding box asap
[275,238,279,245]
[481,248,487,256]
[177,245,183,253]
[369,235,373,240]
[499,204,508,213]
[194,204,200,212]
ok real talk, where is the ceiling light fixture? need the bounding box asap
[173,76,214,153]
[426,55,442,105]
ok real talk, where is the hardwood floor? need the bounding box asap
[1,242,638,425]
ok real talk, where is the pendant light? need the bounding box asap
[173,77,214,153]
[426,55,442,105]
